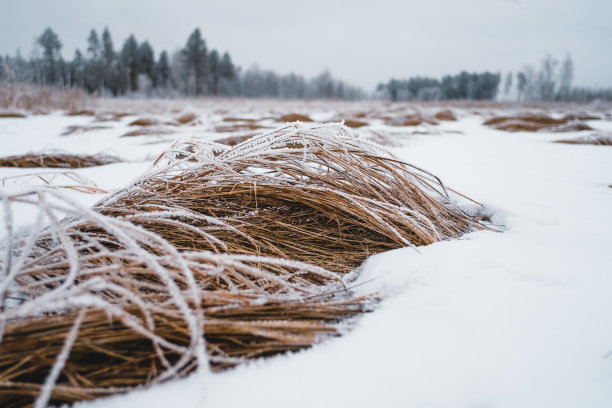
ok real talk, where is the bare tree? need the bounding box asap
[558,54,574,101]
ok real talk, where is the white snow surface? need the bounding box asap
[1,104,611,407]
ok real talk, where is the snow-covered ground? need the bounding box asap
[1,101,611,407]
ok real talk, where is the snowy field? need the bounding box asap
[1,100,611,407]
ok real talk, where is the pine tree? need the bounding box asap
[138,41,155,81]
[182,28,207,95]
[154,51,170,88]
[70,49,85,88]
[101,27,116,93]
[208,49,220,94]
[37,27,62,84]
[121,35,139,92]
[85,29,102,92]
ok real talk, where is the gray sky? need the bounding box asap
[1,0,611,90]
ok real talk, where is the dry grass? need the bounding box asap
[65,110,96,117]
[0,152,120,169]
[0,123,484,406]
[484,114,594,133]
[554,133,612,146]
[128,117,166,127]
[122,127,176,137]
[0,112,27,119]
[342,119,368,128]
[278,113,313,122]
[174,113,198,125]
[434,110,457,121]
[61,125,111,136]
[0,82,91,111]
[103,123,482,273]
[215,123,267,132]
[387,114,437,127]
[223,117,259,122]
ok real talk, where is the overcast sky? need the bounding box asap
[1,0,611,90]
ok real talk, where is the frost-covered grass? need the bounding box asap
[0,99,611,408]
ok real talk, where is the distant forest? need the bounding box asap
[2,27,611,102]
[377,54,612,103]
[0,27,364,100]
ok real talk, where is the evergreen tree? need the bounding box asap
[208,49,220,94]
[138,41,155,81]
[154,51,170,88]
[36,27,62,84]
[101,27,117,93]
[86,29,102,92]
[121,35,139,92]
[70,49,85,88]
[182,28,207,95]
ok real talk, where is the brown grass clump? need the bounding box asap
[128,117,164,127]
[0,124,484,406]
[0,189,371,407]
[122,127,176,137]
[61,125,111,136]
[0,152,120,168]
[215,123,266,132]
[175,113,198,125]
[102,123,482,273]
[434,110,457,121]
[484,114,593,133]
[342,119,368,128]
[65,109,96,116]
[223,117,259,122]
[554,133,612,146]
[278,113,313,122]
[387,114,436,127]
[0,111,27,118]
[562,113,600,121]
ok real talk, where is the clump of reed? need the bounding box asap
[100,123,482,274]
[554,132,612,146]
[0,189,368,407]
[0,152,121,169]
[278,113,313,122]
[0,123,484,406]
[61,125,110,136]
[484,113,594,132]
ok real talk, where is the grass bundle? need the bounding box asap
[483,114,594,132]
[0,152,120,169]
[0,123,483,406]
[554,132,612,146]
[386,113,437,127]
[61,125,110,136]
[0,190,368,407]
[99,123,482,274]
[0,112,27,119]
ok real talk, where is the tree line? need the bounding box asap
[377,72,501,101]
[378,54,612,103]
[0,27,363,99]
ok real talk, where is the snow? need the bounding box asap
[2,103,612,407]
